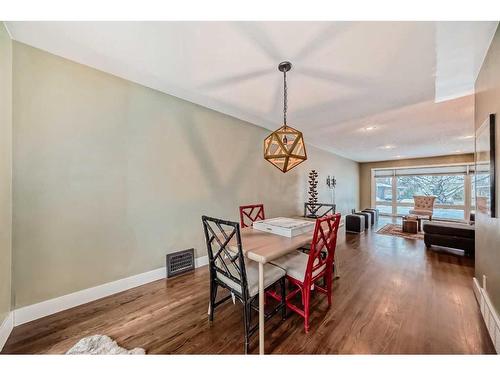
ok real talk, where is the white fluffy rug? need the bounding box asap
[66,334,145,355]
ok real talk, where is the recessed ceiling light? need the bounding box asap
[380,145,395,150]
[459,135,474,140]
[453,150,462,153]
[362,126,377,131]
[394,155,403,158]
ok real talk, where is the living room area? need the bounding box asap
[356,153,477,256]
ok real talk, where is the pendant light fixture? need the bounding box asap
[264,61,307,173]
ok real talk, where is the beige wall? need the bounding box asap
[299,147,359,215]
[359,154,474,210]
[11,42,359,308]
[0,23,12,322]
[474,25,500,312]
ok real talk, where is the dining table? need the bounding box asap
[228,221,315,355]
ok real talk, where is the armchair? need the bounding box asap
[409,195,436,220]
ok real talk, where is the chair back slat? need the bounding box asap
[202,215,248,297]
[239,204,265,228]
[305,213,341,283]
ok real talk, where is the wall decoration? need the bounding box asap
[326,175,337,205]
[264,61,307,173]
[308,170,319,206]
[475,114,496,218]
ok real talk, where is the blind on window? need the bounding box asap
[373,164,472,177]
[373,169,394,177]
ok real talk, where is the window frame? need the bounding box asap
[371,162,474,221]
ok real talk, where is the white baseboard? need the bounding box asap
[0,312,14,351]
[195,254,208,268]
[472,277,500,353]
[14,255,209,327]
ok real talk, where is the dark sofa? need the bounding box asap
[423,220,475,257]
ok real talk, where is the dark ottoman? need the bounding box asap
[363,208,379,223]
[362,209,376,225]
[346,214,365,233]
[354,211,371,229]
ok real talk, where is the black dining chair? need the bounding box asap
[304,203,336,218]
[201,215,287,354]
[300,203,336,252]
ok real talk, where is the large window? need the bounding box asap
[396,175,465,205]
[372,164,474,221]
[374,176,393,215]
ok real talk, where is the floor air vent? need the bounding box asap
[166,248,195,278]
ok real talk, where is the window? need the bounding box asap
[372,164,473,221]
[375,205,393,215]
[473,171,490,211]
[375,177,392,202]
[396,175,464,205]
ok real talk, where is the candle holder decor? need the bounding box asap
[308,170,319,206]
[326,175,337,205]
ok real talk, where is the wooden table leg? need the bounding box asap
[258,262,264,355]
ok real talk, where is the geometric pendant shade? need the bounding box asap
[263,125,307,173]
[264,61,307,173]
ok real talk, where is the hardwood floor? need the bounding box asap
[2,218,495,354]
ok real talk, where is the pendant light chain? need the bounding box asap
[283,69,288,127]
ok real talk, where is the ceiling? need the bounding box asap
[5,21,498,162]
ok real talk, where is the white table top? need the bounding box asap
[229,225,314,264]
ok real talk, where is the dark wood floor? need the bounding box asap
[2,218,495,354]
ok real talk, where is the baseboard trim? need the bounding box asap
[195,254,209,268]
[13,255,209,327]
[472,277,500,353]
[0,312,14,351]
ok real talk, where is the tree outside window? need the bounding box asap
[397,175,464,205]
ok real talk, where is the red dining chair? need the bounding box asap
[268,213,341,332]
[239,204,265,228]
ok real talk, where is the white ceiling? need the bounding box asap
[5,21,498,162]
